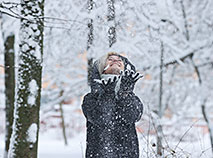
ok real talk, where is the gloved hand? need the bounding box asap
[101,76,119,94]
[119,70,143,92]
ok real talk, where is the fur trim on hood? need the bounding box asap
[90,52,136,95]
[94,52,136,76]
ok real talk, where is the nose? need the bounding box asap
[110,60,121,67]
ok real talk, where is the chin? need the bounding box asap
[111,68,121,75]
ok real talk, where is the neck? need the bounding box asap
[103,68,121,75]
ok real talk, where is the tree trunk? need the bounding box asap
[4,34,15,158]
[59,90,68,146]
[8,0,44,157]
[108,26,116,47]
[107,0,116,47]
[87,0,94,86]
[87,57,93,86]
[201,101,213,155]
[180,0,190,41]
[87,19,93,50]
[87,0,94,50]
[157,41,164,156]
[191,55,213,156]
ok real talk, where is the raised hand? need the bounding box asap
[101,76,119,94]
[120,70,143,92]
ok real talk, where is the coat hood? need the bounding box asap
[90,53,136,94]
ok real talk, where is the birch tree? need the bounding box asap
[8,0,44,157]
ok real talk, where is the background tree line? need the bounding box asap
[0,0,213,157]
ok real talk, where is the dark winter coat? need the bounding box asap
[82,55,143,158]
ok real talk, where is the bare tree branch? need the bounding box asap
[143,41,213,71]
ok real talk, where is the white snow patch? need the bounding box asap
[35,43,42,60]
[126,64,131,70]
[94,79,102,84]
[22,43,29,52]
[156,0,170,20]
[1,130,212,158]
[27,123,38,143]
[28,80,38,106]
[28,95,36,105]
[29,80,38,94]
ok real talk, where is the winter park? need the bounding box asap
[0,0,213,158]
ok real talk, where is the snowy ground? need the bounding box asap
[0,130,212,158]
[0,130,86,158]
[37,131,86,158]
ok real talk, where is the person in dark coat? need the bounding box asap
[82,52,143,158]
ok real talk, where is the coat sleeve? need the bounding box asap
[116,91,143,124]
[81,93,116,128]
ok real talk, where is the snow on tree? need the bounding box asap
[0,2,20,157]
[0,0,212,157]
[131,0,213,156]
[41,0,213,147]
[7,0,44,157]
[107,0,116,47]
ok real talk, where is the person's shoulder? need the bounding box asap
[83,92,95,100]
[82,93,98,107]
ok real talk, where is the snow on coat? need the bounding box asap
[82,54,143,158]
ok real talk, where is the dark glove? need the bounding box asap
[101,76,119,94]
[119,70,143,92]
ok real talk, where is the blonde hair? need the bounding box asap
[107,52,119,57]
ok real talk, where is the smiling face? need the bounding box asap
[103,55,124,75]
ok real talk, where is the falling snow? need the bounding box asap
[0,0,213,157]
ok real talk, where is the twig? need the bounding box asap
[142,40,213,71]
[2,2,21,6]
[174,119,200,151]
[199,147,213,157]
[0,10,20,19]
[0,65,19,69]
[190,54,202,84]
[42,16,87,26]
[201,98,213,155]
